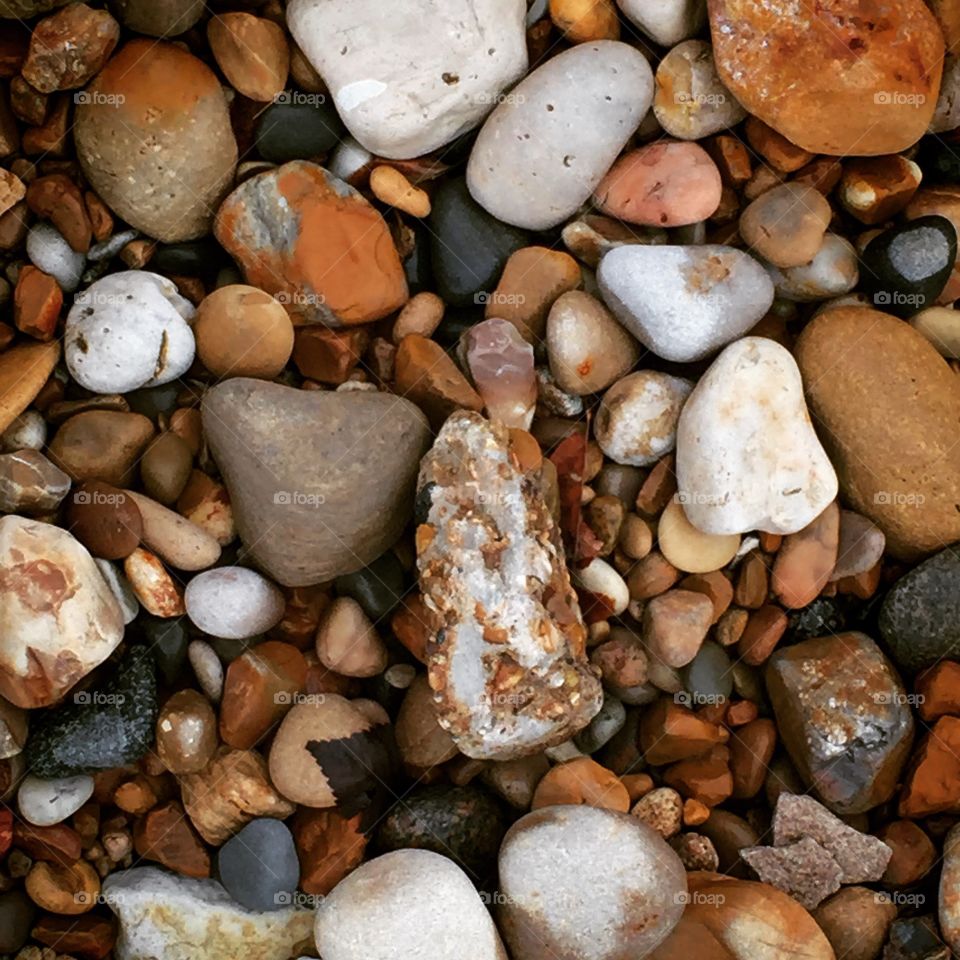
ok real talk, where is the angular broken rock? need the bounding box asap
[103,866,314,960]
[202,378,430,587]
[741,836,843,910]
[0,449,70,514]
[0,515,124,709]
[416,411,603,760]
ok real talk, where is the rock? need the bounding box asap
[740,836,843,909]
[739,183,832,268]
[467,41,652,230]
[594,142,722,227]
[103,866,314,960]
[878,820,936,887]
[676,337,837,536]
[546,290,639,396]
[140,432,192,505]
[156,689,218,775]
[643,589,714,668]
[375,784,506,878]
[112,0,203,36]
[214,161,407,326]
[709,0,944,155]
[194,285,294,380]
[795,307,960,559]
[883,916,949,960]
[594,371,692,467]
[631,786,684,838]
[901,718,960,817]
[0,410,46,453]
[813,886,897,960]
[429,177,530,307]
[369,165,431,217]
[254,98,345,164]
[26,647,157,778]
[203,379,429,586]
[0,515,123,709]
[574,557,630,617]
[0,338,59,434]
[180,748,295,845]
[96,559,139,625]
[188,640,224,704]
[530,756,630,811]
[75,40,237,242]
[940,824,960,955]
[465,318,537,430]
[771,503,839,608]
[207,13,289,102]
[617,0,705,45]
[766,233,859,301]
[911,306,960,357]
[218,819,299,912]
[879,547,960,671]
[134,800,210,878]
[830,510,886,581]
[597,245,774,362]
[0,448,70,513]
[0,890,34,954]
[125,548,183,616]
[287,0,527,159]
[292,806,367,896]
[0,0,69,18]
[48,411,154,486]
[498,805,686,960]
[838,155,923,224]
[127,491,220,572]
[416,412,603,760]
[66,271,196,393]
[17,774,94,827]
[26,222,84,291]
[395,673,459,768]
[0,696,27,759]
[14,264,61,340]
[314,849,507,960]
[658,499,740,574]
[185,567,285,640]
[315,598,388,678]
[766,632,914,814]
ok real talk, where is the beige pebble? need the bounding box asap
[369,166,430,217]
[127,490,221,572]
[619,513,653,560]
[315,597,388,678]
[910,305,960,357]
[739,182,833,268]
[392,291,444,343]
[659,498,741,573]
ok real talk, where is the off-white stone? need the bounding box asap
[616,0,706,45]
[18,773,94,827]
[185,567,286,639]
[766,233,859,302]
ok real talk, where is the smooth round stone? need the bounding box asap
[573,557,629,616]
[684,640,734,703]
[74,40,237,242]
[498,805,686,960]
[467,41,653,230]
[66,481,143,560]
[156,689,218,775]
[65,271,195,394]
[594,371,692,466]
[185,567,285,640]
[375,785,506,879]
[0,410,46,453]
[254,100,345,164]
[658,498,740,573]
[141,433,193,505]
[740,183,833,268]
[598,244,774,362]
[429,177,529,307]
[616,0,705,45]
[653,40,746,139]
[315,849,507,960]
[188,640,224,703]
[766,233,859,302]
[18,774,94,827]
[208,13,289,103]
[127,491,221,572]
[546,291,640,396]
[593,142,722,227]
[830,510,885,581]
[677,337,837,536]
[288,0,528,160]
[26,222,84,292]
[0,890,35,954]
[112,0,204,36]
[335,551,407,622]
[910,306,960,357]
[218,818,299,912]
[860,216,957,317]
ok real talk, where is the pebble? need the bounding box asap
[766,632,914,814]
[335,552,406,621]
[632,786,683,838]
[428,176,530,307]
[709,0,943,154]
[658,498,740,573]
[741,836,842,910]
[0,410,46,452]
[0,340,59,439]
[467,41,653,230]
[616,0,705,45]
[465,317,537,429]
[214,161,407,326]
[879,546,960,671]
[26,222,84,291]
[127,491,220,572]
[739,182,832,268]
[14,264,62,341]
[860,215,957,316]
[812,887,897,960]
[103,866,313,960]
[140,432,192,505]
[795,307,960,558]
[878,820,936,886]
[194,285,294,380]
[771,502,840,609]
[598,244,774,362]
[838,155,923,224]
[124,547,185,617]
[685,640,734,704]
[393,291,444,342]
[830,509,886,581]
[65,271,195,394]
[155,689,218,775]
[0,890,34,954]
[26,647,157,777]
[315,597,388,678]
[253,98,345,164]
[17,774,94,827]
[111,0,203,36]
[550,0,620,41]
[292,806,367,896]
[654,41,745,140]
[573,694,626,753]
[395,674,459,768]
[48,410,154,486]
[188,641,224,705]
[0,515,123,709]
[185,567,285,640]
[416,412,603,759]
[370,165,431,217]
[0,448,69,513]
[910,305,960,357]
[207,13,289,102]
[203,379,429,586]
[314,849,507,960]
[217,819,299,912]
[676,337,837,536]
[498,805,686,960]
[288,0,528,159]
[766,233,860,301]
[643,589,714,668]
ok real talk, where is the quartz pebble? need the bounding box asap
[0,410,46,452]
[18,774,94,827]
[739,182,832,268]
[467,41,653,230]
[185,567,285,640]
[598,245,774,362]
[188,641,224,705]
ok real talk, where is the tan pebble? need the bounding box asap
[627,551,679,600]
[124,548,184,617]
[392,291,445,343]
[658,498,740,574]
[156,689,218,775]
[127,490,221,572]
[739,182,832,268]
[549,0,620,41]
[678,570,733,623]
[734,551,769,609]
[619,513,653,560]
[643,588,714,668]
[369,166,431,217]
[395,674,459,768]
[176,470,236,546]
[168,407,203,456]
[315,597,388,678]
[140,432,193,505]
[631,786,683,838]
[531,757,630,812]
[620,772,654,803]
[207,13,290,102]
[683,797,711,826]
[715,606,748,647]
[25,858,100,915]
[771,502,839,608]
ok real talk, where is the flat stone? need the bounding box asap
[203,379,429,586]
[133,800,210,879]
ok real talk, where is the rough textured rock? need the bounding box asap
[215,161,407,326]
[676,337,837,536]
[795,307,960,560]
[287,0,527,159]
[940,823,960,956]
[416,412,603,760]
[0,516,124,709]
[203,379,429,586]
[74,41,237,242]
[766,632,914,814]
[708,0,944,155]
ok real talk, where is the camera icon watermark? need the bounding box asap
[273,490,326,507]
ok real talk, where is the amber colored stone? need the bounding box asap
[725,700,759,727]
[292,807,367,896]
[704,134,752,187]
[13,265,61,341]
[207,13,289,103]
[65,480,143,560]
[272,584,330,649]
[84,191,113,242]
[915,662,960,722]
[737,604,788,666]
[834,562,882,599]
[793,157,844,195]
[744,117,814,173]
[292,326,368,384]
[531,757,630,812]
[900,716,960,818]
[219,640,308,750]
[395,674,458,769]
[635,454,677,517]
[113,773,171,815]
[734,552,768,609]
[32,914,116,960]
[684,798,711,826]
[876,820,936,886]
[759,531,782,553]
[156,689,218,775]
[662,746,733,807]
[25,173,92,252]
[13,822,82,864]
[621,772,654,803]
[838,155,922,225]
[390,593,431,663]
[26,859,100,915]
[678,571,733,624]
[772,503,840,609]
[640,699,725,766]
[729,718,776,799]
[134,800,210,878]
[627,552,680,601]
[395,333,483,428]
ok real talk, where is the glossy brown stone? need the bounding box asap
[65,481,142,560]
[48,410,154,486]
[155,689,218,775]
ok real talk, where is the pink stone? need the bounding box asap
[466,318,537,429]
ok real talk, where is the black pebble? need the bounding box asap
[141,616,188,686]
[0,891,35,954]
[151,239,229,277]
[786,596,847,642]
[403,221,433,295]
[255,98,344,164]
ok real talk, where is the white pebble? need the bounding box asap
[27,223,85,292]
[18,773,95,826]
[572,557,629,615]
[188,640,224,703]
[0,410,47,452]
[185,566,286,640]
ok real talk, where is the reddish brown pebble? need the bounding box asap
[730,718,776,799]
[899,716,960,818]
[25,173,92,252]
[291,806,367,896]
[678,571,733,624]
[395,333,483,428]
[133,800,211,878]
[531,757,630,812]
[771,502,840,609]
[13,265,61,341]
[65,481,143,560]
[916,661,960,722]
[737,604,788,666]
[13,822,81,864]
[876,820,936,886]
[155,689,218,775]
[640,699,725,766]
[663,746,733,807]
[635,455,676,516]
[292,326,368,384]
[32,914,116,960]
